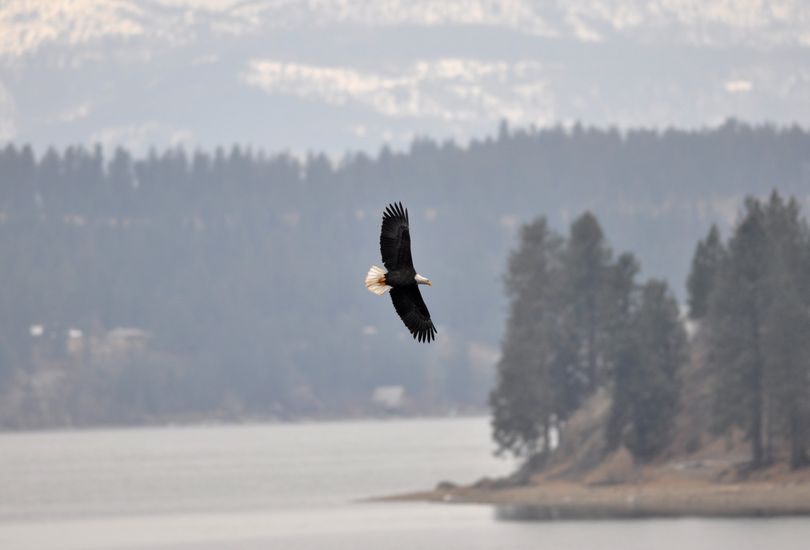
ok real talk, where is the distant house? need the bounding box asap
[372,385,405,412]
[90,327,151,360]
[66,328,84,355]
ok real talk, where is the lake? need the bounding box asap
[1,416,808,549]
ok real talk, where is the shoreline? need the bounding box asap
[0,411,489,436]
[379,480,810,521]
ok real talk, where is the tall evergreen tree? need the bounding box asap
[687,224,724,319]
[763,283,810,467]
[607,281,687,461]
[708,198,769,465]
[563,212,611,394]
[759,193,810,467]
[601,252,640,366]
[490,218,563,457]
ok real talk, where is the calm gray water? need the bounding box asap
[1,416,808,549]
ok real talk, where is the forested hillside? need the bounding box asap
[1,121,808,427]
[491,193,810,473]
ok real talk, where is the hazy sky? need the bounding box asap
[1,0,809,154]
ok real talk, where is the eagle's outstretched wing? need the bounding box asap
[380,202,413,270]
[390,285,436,343]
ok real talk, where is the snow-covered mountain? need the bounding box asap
[1,0,809,154]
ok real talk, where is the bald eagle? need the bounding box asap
[365,202,437,343]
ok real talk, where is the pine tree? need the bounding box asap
[563,212,611,393]
[687,224,724,320]
[763,283,810,467]
[607,281,686,461]
[490,218,563,457]
[759,193,810,467]
[601,253,640,365]
[708,198,769,465]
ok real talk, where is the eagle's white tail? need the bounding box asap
[365,265,391,295]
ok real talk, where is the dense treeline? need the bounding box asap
[489,213,686,463]
[0,120,808,427]
[490,192,810,470]
[695,194,810,468]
